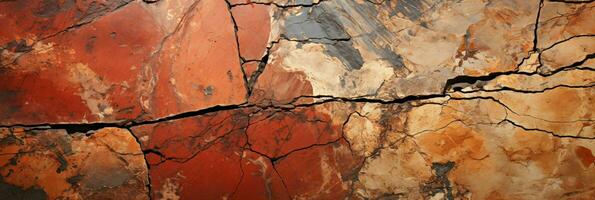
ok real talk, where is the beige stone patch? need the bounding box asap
[344,113,382,156]
[68,63,114,120]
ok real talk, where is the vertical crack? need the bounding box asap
[225,0,252,99]
[247,50,270,95]
[533,0,545,52]
[125,127,153,200]
[229,155,245,199]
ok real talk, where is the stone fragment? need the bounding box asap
[0,0,133,46]
[1,2,163,125]
[144,0,247,120]
[247,106,343,158]
[131,109,250,199]
[352,96,595,199]
[250,0,540,104]
[228,0,321,7]
[231,4,272,61]
[275,139,363,199]
[537,1,595,50]
[1,0,594,199]
[130,103,360,199]
[0,127,148,200]
[242,61,261,83]
[0,0,246,125]
[540,36,595,74]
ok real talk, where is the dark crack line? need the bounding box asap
[501,119,595,139]
[444,96,595,139]
[4,1,595,198]
[458,80,595,94]
[132,104,244,127]
[364,0,387,5]
[3,81,593,137]
[228,155,245,199]
[548,0,595,3]
[229,0,329,8]
[147,124,250,166]
[2,23,594,140]
[540,34,595,52]
[1,0,135,68]
[133,0,204,121]
[445,53,595,93]
[242,148,291,199]
[225,0,252,99]
[271,137,343,163]
[244,36,353,96]
[241,115,343,164]
[533,0,545,52]
[249,51,270,93]
[125,127,154,200]
[277,36,352,43]
[143,0,160,4]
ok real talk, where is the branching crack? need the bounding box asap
[229,0,329,8]
[1,0,135,68]
[3,1,594,199]
[533,0,545,52]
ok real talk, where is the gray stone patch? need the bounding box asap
[203,86,214,96]
[324,41,364,70]
[0,178,48,200]
[280,0,410,71]
[390,0,432,21]
[34,0,75,18]
[282,5,350,40]
[82,167,133,190]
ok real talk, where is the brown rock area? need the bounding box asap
[1,0,594,199]
[0,127,148,200]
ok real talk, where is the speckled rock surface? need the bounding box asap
[0,127,148,200]
[1,0,593,199]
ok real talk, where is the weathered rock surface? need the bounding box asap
[0,127,148,200]
[1,0,593,199]
[0,0,246,125]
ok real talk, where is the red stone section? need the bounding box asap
[234,150,290,199]
[1,0,594,199]
[0,127,148,200]
[1,3,162,125]
[130,105,362,199]
[576,146,595,168]
[275,139,363,199]
[249,59,314,105]
[0,0,247,125]
[147,132,246,200]
[231,4,271,61]
[242,61,261,83]
[145,0,247,120]
[0,0,132,45]
[131,109,252,199]
[131,109,251,163]
[247,107,341,158]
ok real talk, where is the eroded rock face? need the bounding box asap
[0,127,148,200]
[0,0,246,125]
[1,0,594,199]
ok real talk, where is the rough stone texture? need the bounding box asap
[1,0,594,199]
[0,0,246,125]
[250,0,540,104]
[0,127,148,200]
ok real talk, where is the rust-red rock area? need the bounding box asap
[1,0,594,199]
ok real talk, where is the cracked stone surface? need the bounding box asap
[1,0,594,199]
[0,127,148,200]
